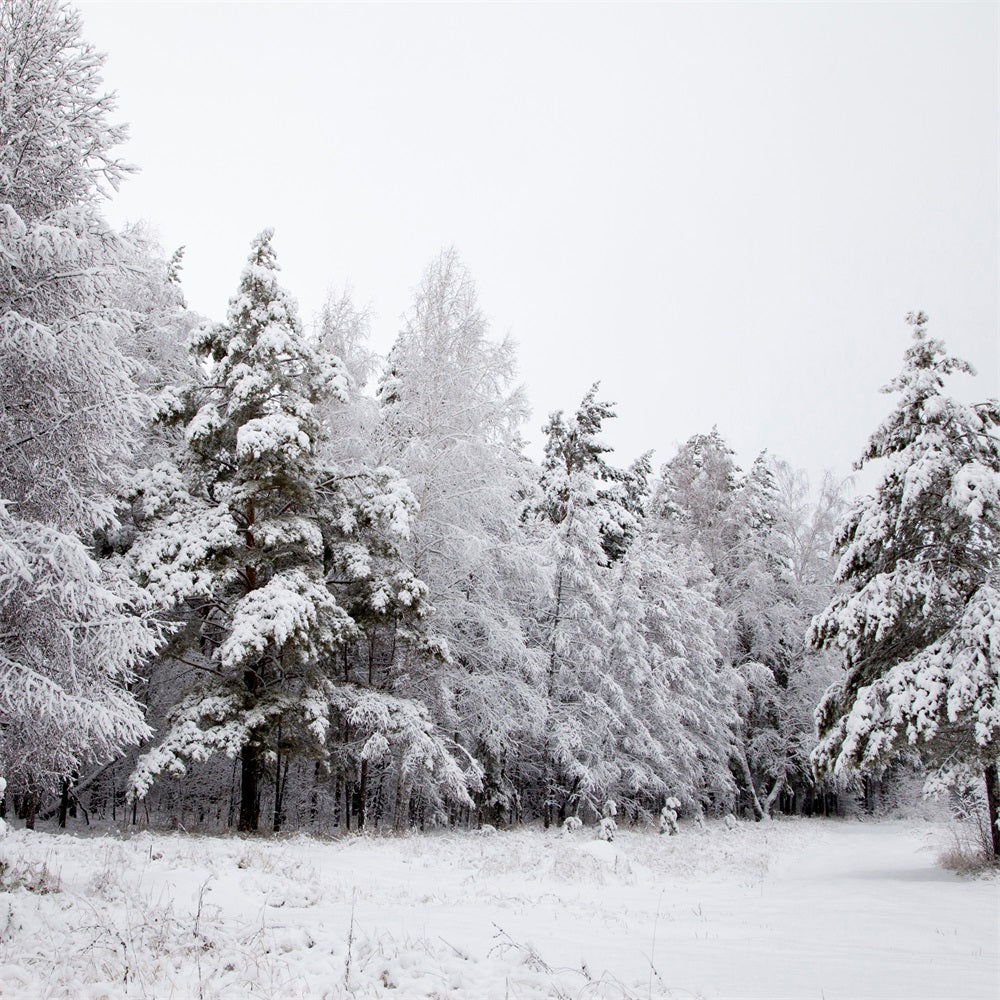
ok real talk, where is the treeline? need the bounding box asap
[4,1,997,844]
[6,209,849,832]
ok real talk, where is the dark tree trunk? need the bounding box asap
[58,777,70,828]
[862,775,874,813]
[22,790,37,831]
[239,743,261,832]
[272,748,283,834]
[272,752,289,833]
[358,760,369,831]
[309,762,321,827]
[984,763,1000,859]
[394,777,413,832]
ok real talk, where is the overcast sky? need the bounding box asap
[76,1,998,488]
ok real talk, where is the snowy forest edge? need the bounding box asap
[1,0,998,866]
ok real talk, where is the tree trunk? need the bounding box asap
[272,739,282,834]
[309,761,321,827]
[393,776,406,832]
[238,743,261,832]
[985,763,1000,858]
[358,760,369,831]
[22,790,37,831]
[734,746,766,820]
[58,777,70,828]
[764,777,784,817]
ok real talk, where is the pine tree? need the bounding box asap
[0,0,154,818]
[125,231,453,832]
[530,386,632,824]
[606,479,737,813]
[811,314,1000,854]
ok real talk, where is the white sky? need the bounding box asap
[77,1,998,487]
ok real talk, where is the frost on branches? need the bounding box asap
[659,433,829,819]
[611,477,738,814]
[530,387,654,823]
[373,250,544,824]
[811,314,1000,855]
[0,0,155,817]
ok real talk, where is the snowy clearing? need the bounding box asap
[0,818,995,999]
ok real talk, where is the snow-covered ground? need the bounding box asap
[0,818,995,999]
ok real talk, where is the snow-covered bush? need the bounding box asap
[598,799,618,842]
[659,796,681,835]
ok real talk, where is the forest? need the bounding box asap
[1,0,998,863]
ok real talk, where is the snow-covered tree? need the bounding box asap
[114,225,199,397]
[529,386,635,824]
[660,434,815,818]
[605,480,737,813]
[810,314,1000,855]
[768,461,846,809]
[372,250,545,823]
[314,286,379,393]
[774,462,846,605]
[0,0,154,818]
[124,231,473,832]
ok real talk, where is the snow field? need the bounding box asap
[0,818,995,999]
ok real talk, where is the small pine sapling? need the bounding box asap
[659,796,681,835]
[598,798,618,842]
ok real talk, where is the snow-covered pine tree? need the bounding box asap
[811,314,1000,855]
[530,385,634,825]
[0,0,155,820]
[125,231,459,832]
[372,250,544,825]
[612,476,738,813]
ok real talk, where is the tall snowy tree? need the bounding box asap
[811,314,1000,855]
[114,224,199,397]
[605,476,737,814]
[660,433,812,818]
[529,385,638,824]
[372,250,545,824]
[768,460,846,810]
[124,231,473,832]
[0,0,154,819]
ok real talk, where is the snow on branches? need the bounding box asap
[810,314,1000,852]
[124,233,475,830]
[0,0,156,801]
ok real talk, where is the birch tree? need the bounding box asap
[0,0,154,818]
[373,250,544,822]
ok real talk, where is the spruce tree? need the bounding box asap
[811,314,1000,854]
[126,231,433,831]
[531,386,631,824]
